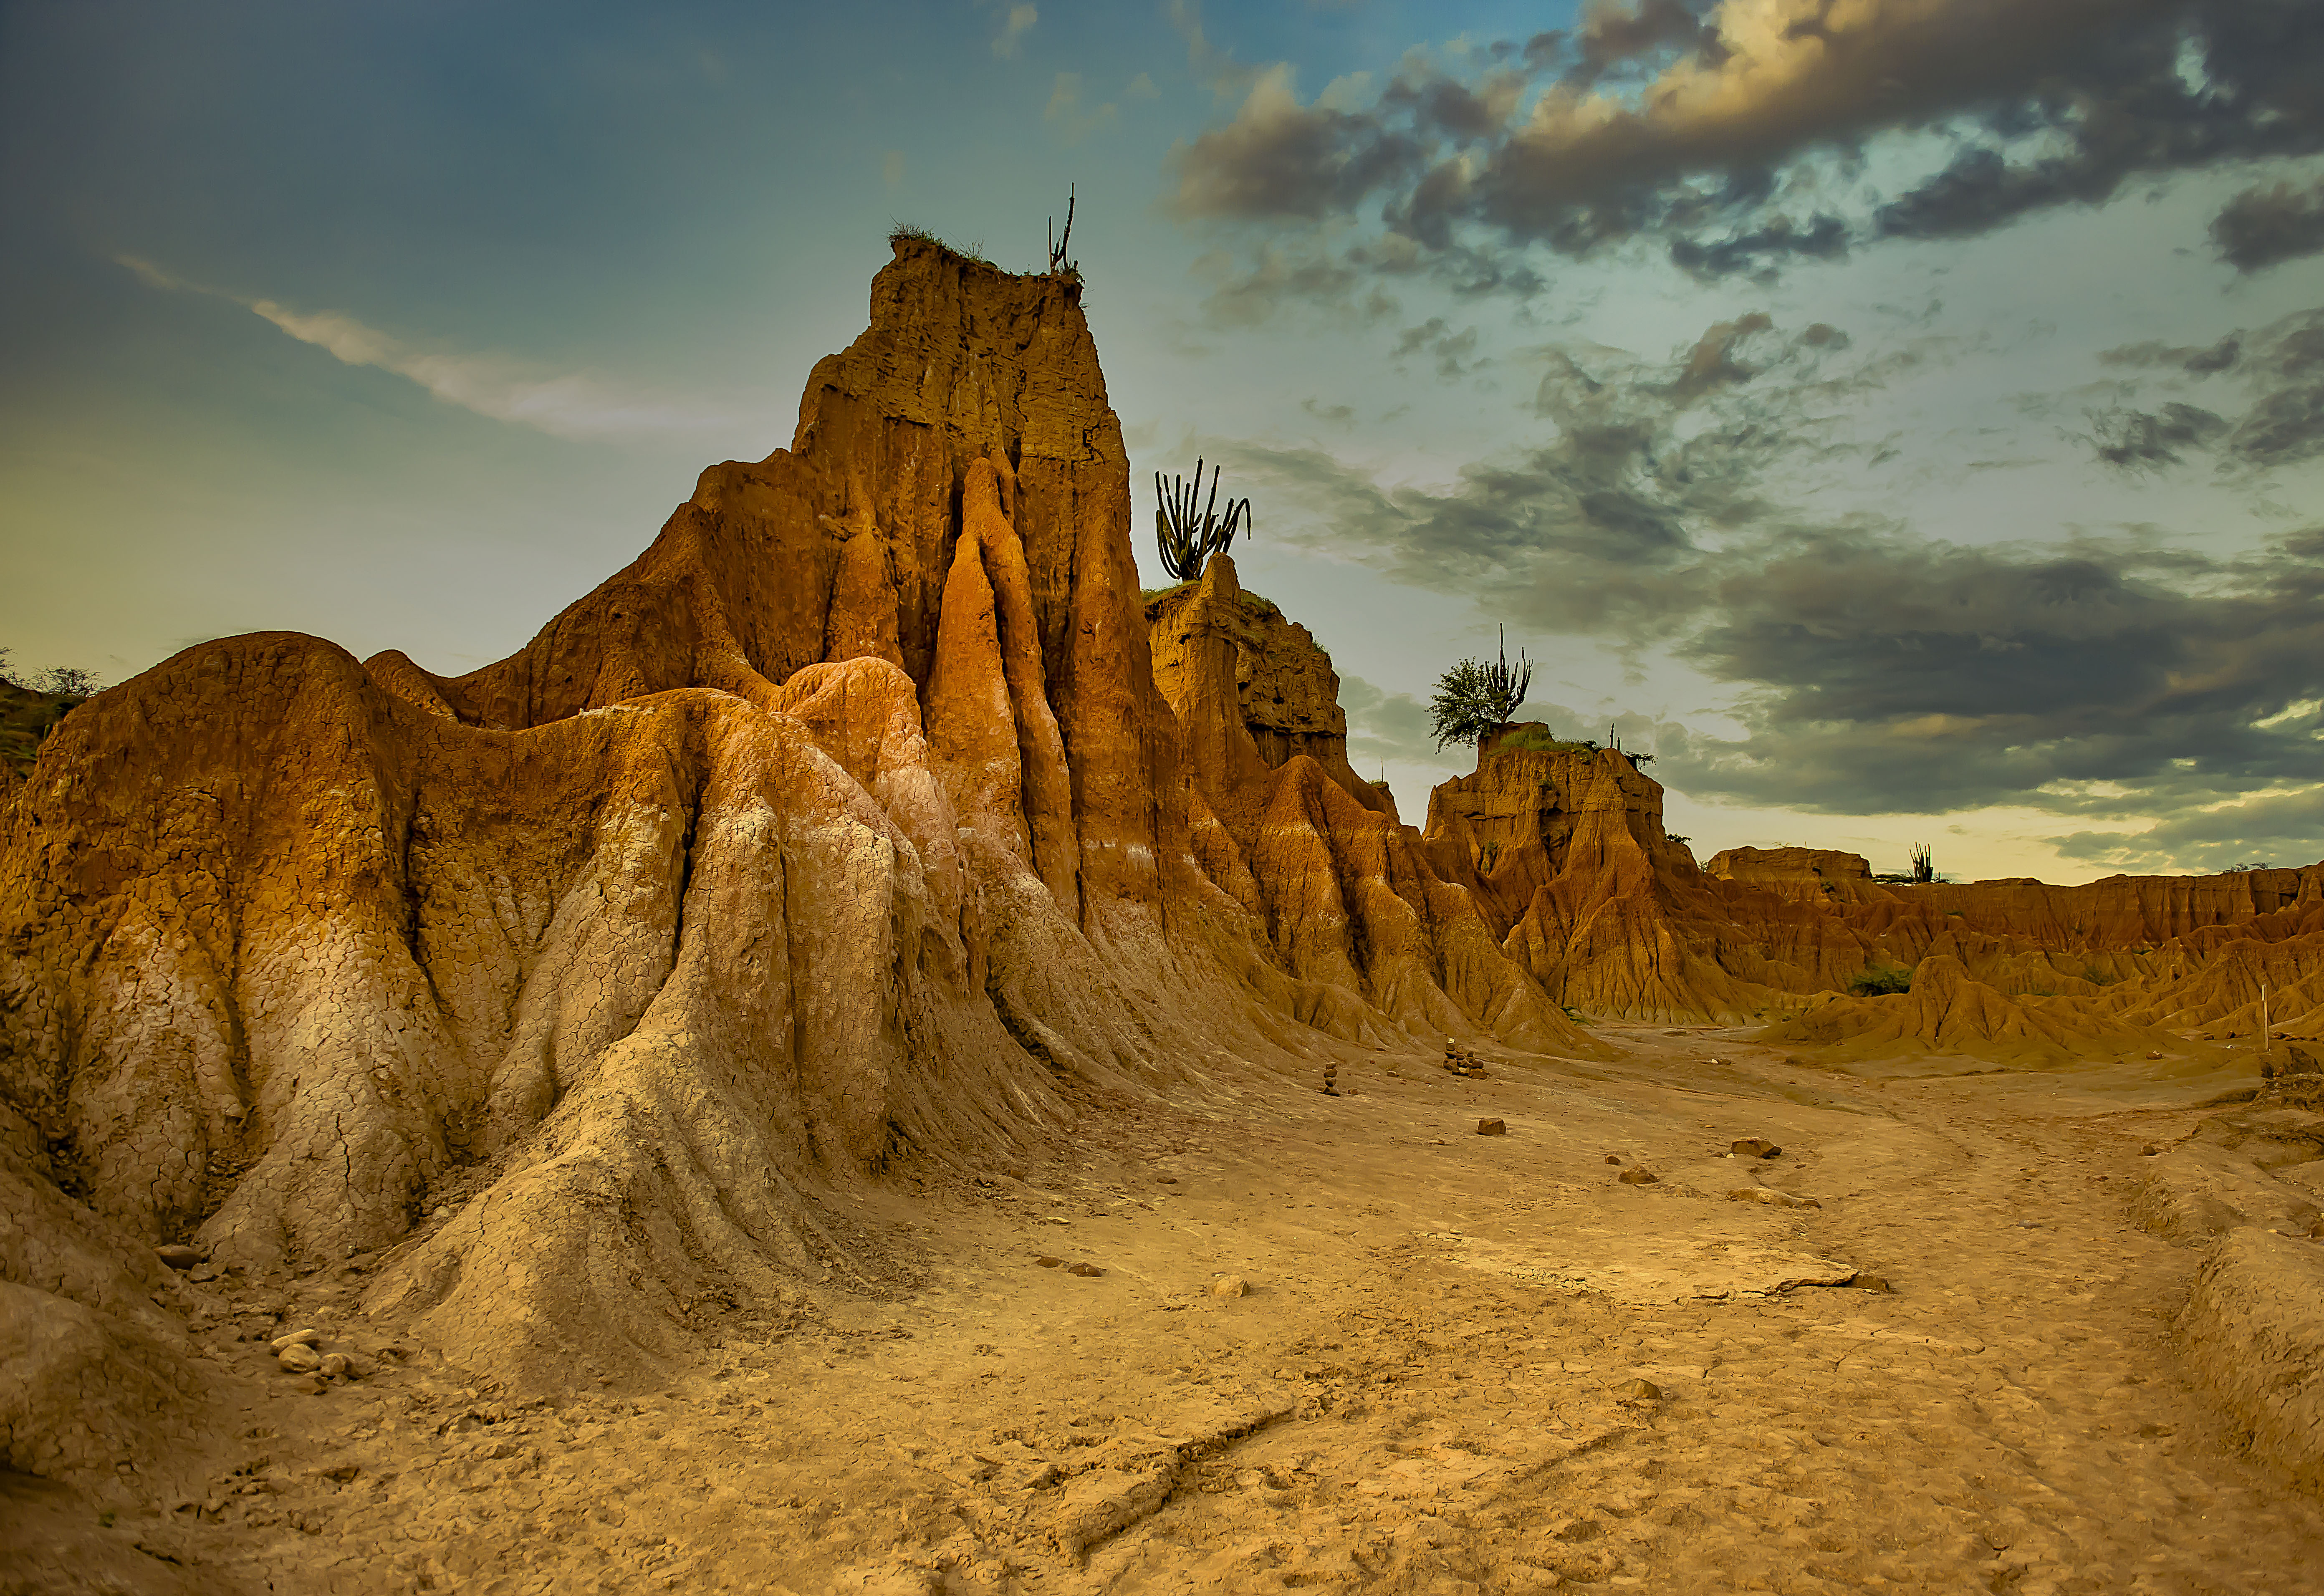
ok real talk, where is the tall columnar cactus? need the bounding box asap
[1154,458,1250,583]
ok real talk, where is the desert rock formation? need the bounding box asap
[6,240,2324,1533]
[1144,575,1391,814]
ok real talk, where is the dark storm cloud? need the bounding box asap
[1170,0,2324,300]
[1654,526,2324,817]
[2054,784,2324,875]
[1167,64,1424,222]
[1214,311,1883,634]
[1870,2,2324,242]
[1666,212,1849,282]
[2081,309,2324,472]
[2088,403,2228,469]
[2212,177,2324,272]
[1218,306,2324,829]
[2226,311,2324,467]
[1390,317,1485,379]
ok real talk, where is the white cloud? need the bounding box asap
[992,3,1036,59]
[118,255,726,440]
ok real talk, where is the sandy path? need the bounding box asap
[20,1030,2324,1595]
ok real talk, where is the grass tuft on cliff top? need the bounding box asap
[887,222,1000,270]
[1491,724,1599,756]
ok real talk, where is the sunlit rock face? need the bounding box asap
[5,240,2324,1497]
[0,242,1249,1447]
[1154,557,1606,1058]
[1145,571,1393,818]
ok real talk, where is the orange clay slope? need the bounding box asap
[0,242,1615,1487]
[2,240,2316,1492]
[1413,724,2324,1050]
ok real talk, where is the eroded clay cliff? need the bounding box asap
[5,240,2322,1508]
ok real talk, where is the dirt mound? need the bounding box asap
[1760,955,2177,1066]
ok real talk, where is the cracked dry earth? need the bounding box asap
[19,1028,2324,1596]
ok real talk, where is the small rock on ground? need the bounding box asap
[1728,1187,1820,1209]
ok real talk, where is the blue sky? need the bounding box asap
[5,0,2322,881]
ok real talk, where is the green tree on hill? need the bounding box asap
[1429,629,1533,750]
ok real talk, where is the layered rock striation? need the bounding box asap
[1150,558,1599,1056]
[5,240,2324,1498]
[0,243,1297,1472]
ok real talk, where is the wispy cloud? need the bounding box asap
[992,3,1036,59]
[117,255,726,439]
[1044,72,1118,144]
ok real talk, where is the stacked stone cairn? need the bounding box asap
[1321,1060,1340,1096]
[1442,1039,1487,1079]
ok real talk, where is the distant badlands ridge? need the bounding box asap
[3,239,2319,1486]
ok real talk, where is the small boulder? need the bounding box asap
[278,1343,323,1375]
[1618,1378,1663,1403]
[1852,1274,1892,1293]
[1065,1262,1105,1278]
[1156,1175,1178,1184]
[2146,1051,2165,1061]
[1617,1167,1661,1186]
[1035,1256,1065,1268]
[1730,1138,1782,1159]
[1477,1119,1507,1136]
[319,1352,352,1380]
[1604,1154,1623,1165]
[155,1244,203,1270]
[270,1328,323,1352]
[1210,1275,1250,1299]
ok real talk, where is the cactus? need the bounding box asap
[1154,458,1250,583]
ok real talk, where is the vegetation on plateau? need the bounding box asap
[1429,629,1533,750]
[1874,843,1943,885]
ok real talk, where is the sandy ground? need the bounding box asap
[12,1027,2324,1596]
